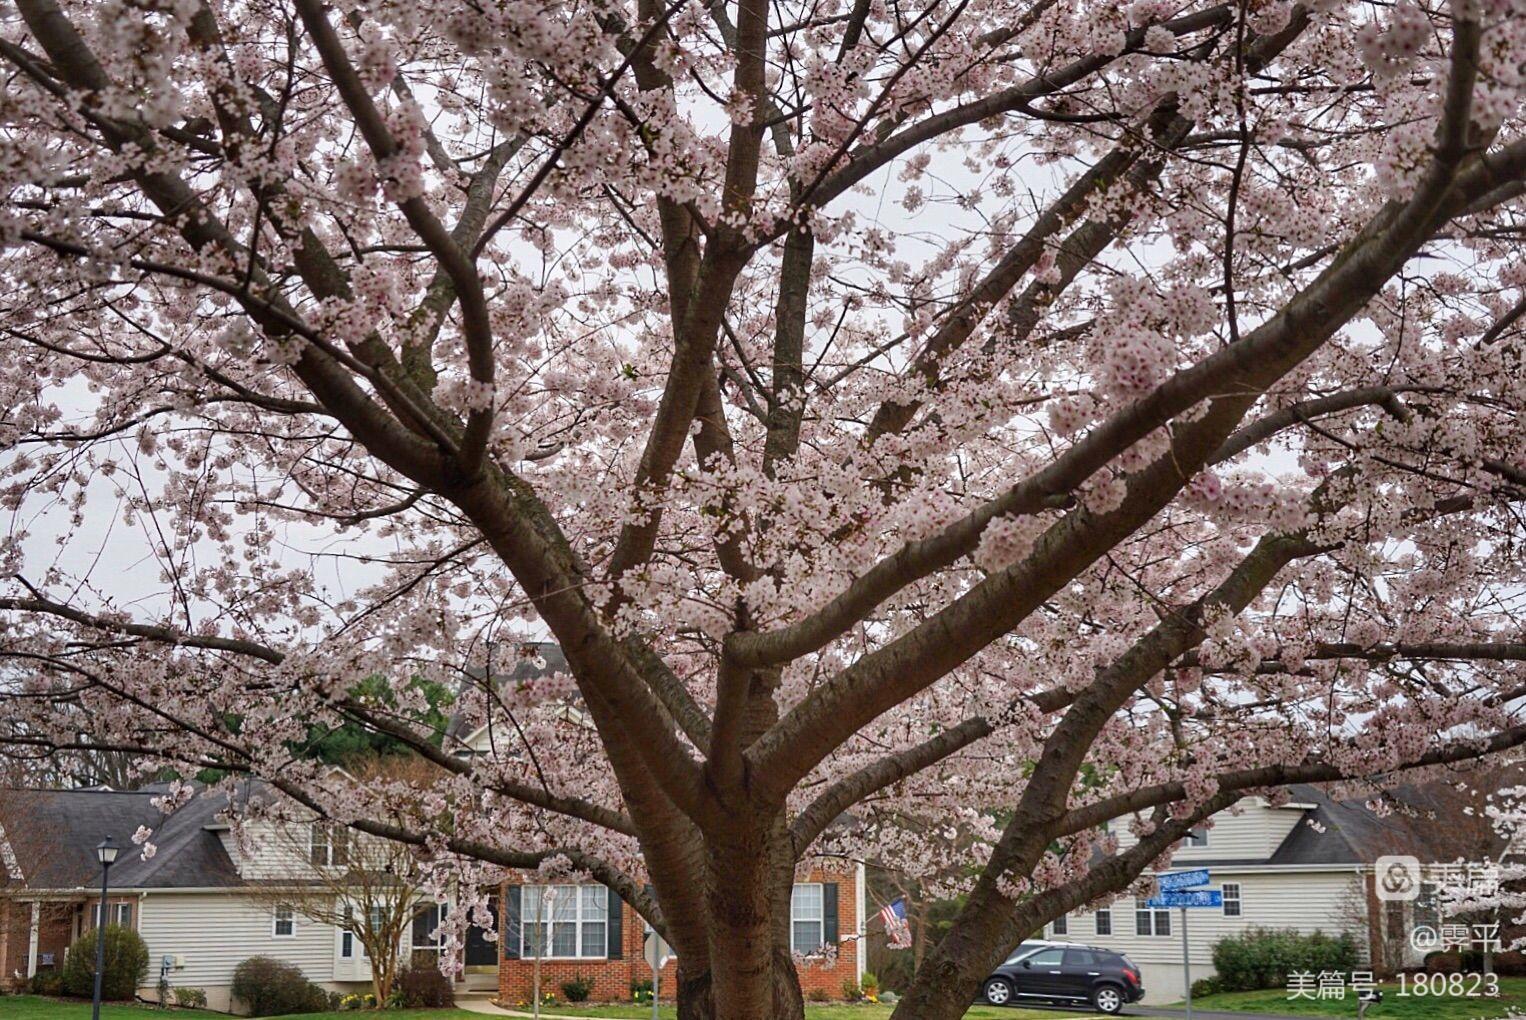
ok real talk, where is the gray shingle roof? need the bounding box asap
[0,785,244,891]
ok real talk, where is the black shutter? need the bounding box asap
[504,887,522,960]
[606,886,623,959]
[822,883,839,947]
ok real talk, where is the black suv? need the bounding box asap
[981,944,1144,1014]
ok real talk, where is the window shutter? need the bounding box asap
[606,886,623,958]
[822,882,839,947]
[504,887,522,960]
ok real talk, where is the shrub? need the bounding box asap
[1191,976,1221,998]
[29,970,64,996]
[860,970,880,998]
[806,987,831,1002]
[230,956,330,1017]
[630,979,653,1003]
[61,925,150,1000]
[399,961,456,1008]
[841,977,865,1002]
[1211,927,1359,992]
[1494,951,1526,976]
[173,987,208,1009]
[560,975,594,1003]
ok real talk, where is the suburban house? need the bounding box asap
[1041,783,1502,1002]
[0,778,867,1011]
[450,706,868,1006]
[0,783,474,1011]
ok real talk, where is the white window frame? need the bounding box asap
[272,903,296,939]
[91,903,132,928]
[1051,913,1068,935]
[1134,897,1170,937]
[1222,882,1242,918]
[412,902,449,954]
[309,823,348,867]
[519,885,607,960]
[1094,908,1112,936]
[790,883,825,955]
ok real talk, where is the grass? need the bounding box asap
[0,999,465,1020]
[0,995,1087,1020]
[507,1006,1076,1019]
[1178,976,1526,1019]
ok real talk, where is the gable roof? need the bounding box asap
[0,784,244,891]
[443,641,570,744]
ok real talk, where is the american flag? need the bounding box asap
[877,898,912,949]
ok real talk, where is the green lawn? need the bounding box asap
[1180,977,1526,1019]
[0,996,1082,1020]
[505,1006,1070,1019]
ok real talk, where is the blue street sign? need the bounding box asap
[1147,890,1223,909]
[1157,868,1211,891]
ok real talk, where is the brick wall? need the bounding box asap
[0,899,80,983]
[497,869,860,1005]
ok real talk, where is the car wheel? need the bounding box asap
[983,977,1014,1006]
[1092,984,1125,1014]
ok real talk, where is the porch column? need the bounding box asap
[27,901,40,978]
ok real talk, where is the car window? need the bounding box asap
[1003,942,1045,964]
[1063,949,1097,968]
[1025,949,1065,967]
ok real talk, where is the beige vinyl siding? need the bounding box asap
[1052,870,1365,964]
[1046,868,1365,1001]
[138,892,340,988]
[1112,799,1313,862]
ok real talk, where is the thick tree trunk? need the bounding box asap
[675,946,804,1020]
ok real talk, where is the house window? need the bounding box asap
[413,903,449,955]
[1135,897,1170,937]
[1095,909,1112,936]
[1052,913,1068,935]
[791,883,825,955]
[1186,827,1209,848]
[1222,883,1242,918]
[273,904,295,938]
[341,905,384,958]
[92,903,132,928]
[1415,882,1440,930]
[1386,901,1406,939]
[521,885,607,959]
[310,823,349,867]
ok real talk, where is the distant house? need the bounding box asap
[448,718,868,1006]
[1042,783,1502,1003]
[0,784,476,1012]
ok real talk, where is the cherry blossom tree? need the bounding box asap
[4,0,1526,1017]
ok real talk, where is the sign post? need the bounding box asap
[1182,906,1191,1020]
[1147,871,1219,1020]
[644,930,674,1020]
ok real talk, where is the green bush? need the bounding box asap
[1191,976,1222,998]
[230,956,329,1016]
[1210,927,1359,992]
[173,987,208,1008]
[630,979,653,1003]
[399,961,456,1008]
[29,970,64,996]
[61,925,150,1000]
[559,974,594,1003]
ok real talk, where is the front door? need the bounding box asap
[464,896,500,967]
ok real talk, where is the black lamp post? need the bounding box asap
[91,836,119,1020]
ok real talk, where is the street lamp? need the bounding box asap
[91,836,119,1020]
